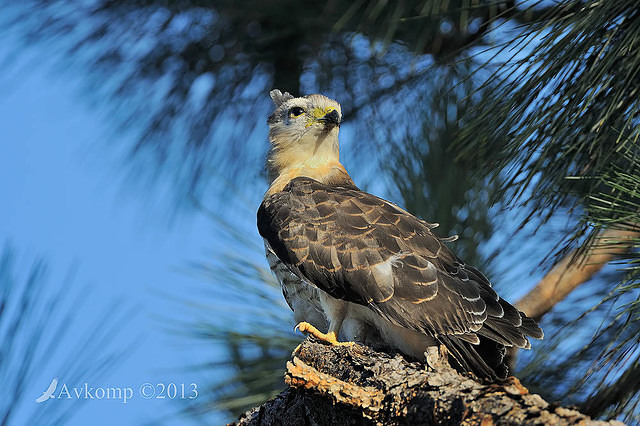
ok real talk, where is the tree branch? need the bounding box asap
[232,339,624,425]
[516,227,639,321]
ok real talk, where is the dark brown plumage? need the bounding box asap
[258,176,543,381]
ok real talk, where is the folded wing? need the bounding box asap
[258,177,542,380]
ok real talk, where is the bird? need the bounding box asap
[257,89,543,381]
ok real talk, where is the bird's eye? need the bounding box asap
[289,107,305,117]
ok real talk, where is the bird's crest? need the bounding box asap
[270,89,294,107]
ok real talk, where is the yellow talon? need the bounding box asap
[294,321,354,346]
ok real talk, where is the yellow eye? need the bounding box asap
[289,106,305,117]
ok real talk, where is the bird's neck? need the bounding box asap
[266,161,355,196]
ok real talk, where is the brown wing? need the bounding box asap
[258,177,542,379]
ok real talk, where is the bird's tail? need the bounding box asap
[438,335,508,382]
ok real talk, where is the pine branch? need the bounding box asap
[516,227,639,321]
[232,339,624,425]
[581,353,640,419]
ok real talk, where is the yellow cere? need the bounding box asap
[305,107,336,128]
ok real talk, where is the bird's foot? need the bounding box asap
[294,322,354,346]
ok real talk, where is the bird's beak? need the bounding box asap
[319,109,341,128]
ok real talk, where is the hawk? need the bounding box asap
[257,90,543,381]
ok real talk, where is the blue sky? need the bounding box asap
[0,53,232,424]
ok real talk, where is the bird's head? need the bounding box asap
[266,89,342,183]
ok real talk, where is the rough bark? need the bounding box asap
[232,339,624,426]
[516,227,639,321]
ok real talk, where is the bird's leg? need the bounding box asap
[295,295,354,346]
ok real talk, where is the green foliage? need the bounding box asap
[459,0,640,219]
[457,0,640,420]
